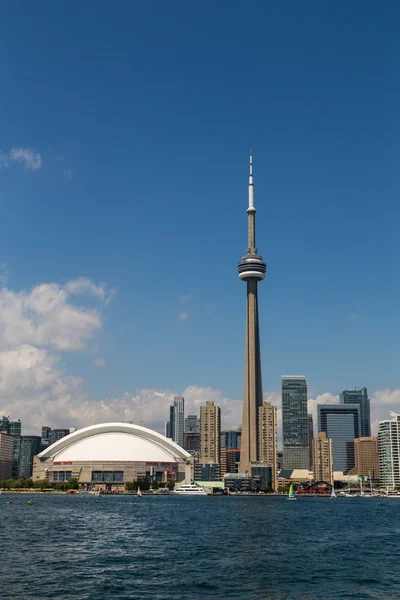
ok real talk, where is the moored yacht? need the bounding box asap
[171,483,207,496]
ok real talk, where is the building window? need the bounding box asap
[91,471,124,483]
[52,471,72,482]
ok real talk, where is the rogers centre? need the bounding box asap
[33,422,191,489]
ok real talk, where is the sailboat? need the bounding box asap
[287,484,296,500]
[330,486,336,498]
[137,486,142,497]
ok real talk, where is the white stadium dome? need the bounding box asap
[38,422,190,462]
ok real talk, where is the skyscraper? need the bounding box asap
[220,430,241,449]
[308,414,314,470]
[378,412,400,490]
[312,432,333,486]
[166,397,185,447]
[238,151,267,473]
[340,388,371,437]
[318,404,360,473]
[200,401,221,464]
[282,376,309,469]
[19,436,41,478]
[258,401,277,490]
[172,397,185,448]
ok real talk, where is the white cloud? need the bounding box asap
[62,168,72,179]
[65,277,115,304]
[0,278,114,352]
[93,357,106,368]
[9,147,42,170]
[177,310,188,321]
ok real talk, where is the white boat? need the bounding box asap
[330,486,336,498]
[171,483,207,496]
[137,486,142,497]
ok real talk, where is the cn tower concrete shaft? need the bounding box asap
[238,151,266,473]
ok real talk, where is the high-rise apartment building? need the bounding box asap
[258,401,277,490]
[378,412,400,490]
[238,152,267,473]
[0,431,14,481]
[354,437,380,479]
[282,376,309,469]
[318,404,360,473]
[308,414,314,470]
[19,436,41,478]
[340,388,371,438]
[200,401,221,464]
[312,431,333,486]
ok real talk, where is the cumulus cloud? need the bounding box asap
[0,277,115,354]
[9,147,42,170]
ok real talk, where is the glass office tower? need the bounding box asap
[318,404,360,472]
[282,376,309,469]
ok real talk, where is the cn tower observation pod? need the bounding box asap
[33,422,190,486]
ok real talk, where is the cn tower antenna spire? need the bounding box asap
[248,149,255,211]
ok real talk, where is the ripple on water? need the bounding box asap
[1,495,400,599]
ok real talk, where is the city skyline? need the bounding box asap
[0,3,398,437]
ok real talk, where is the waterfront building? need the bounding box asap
[194,462,220,482]
[354,437,380,479]
[0,431,14,481]
[200,401,221,465]
[378,412,400,490]
[224,466,273,492]
[220,447,240,476]
[308,414,314,469]
[282,376,309,469]
[339,387,371,438]
[220,430,241,449]
[185,415,200,433]
[318,404,360,472]
[312,432,333,486]
[33,423,191,488]
[19,436,41,478]
[0,417,22,477]
[258,401,278,490]
[183,431,201,454]
[238,151,267,473]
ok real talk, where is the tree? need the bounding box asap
[151,480,159,490]
[166,480,175,491]
[66,478,79,490]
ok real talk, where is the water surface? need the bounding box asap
[1,494,399,599]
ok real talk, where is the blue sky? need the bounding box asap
[0,2,399,433]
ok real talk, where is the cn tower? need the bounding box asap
[238,151,266,473]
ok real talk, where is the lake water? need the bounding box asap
[1,494,400,599]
